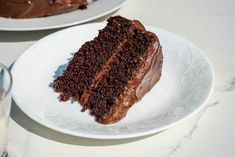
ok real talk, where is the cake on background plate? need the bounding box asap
[54,16,163,124]
[0,0,92,18]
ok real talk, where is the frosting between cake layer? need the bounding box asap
[80,39,128,106]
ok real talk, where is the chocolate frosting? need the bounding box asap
[98,20,163,124]
[0,0,87,18]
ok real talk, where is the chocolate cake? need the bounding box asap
[0,0,90,18]
[54,16,163,124]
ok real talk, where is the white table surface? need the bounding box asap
[1,0,235,156]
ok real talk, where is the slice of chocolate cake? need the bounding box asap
[54,16,163,124]
[0,0,90,18]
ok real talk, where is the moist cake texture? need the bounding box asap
[54,16,163,124]
[0,0,89,18]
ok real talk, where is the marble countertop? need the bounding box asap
[1,0,235,156]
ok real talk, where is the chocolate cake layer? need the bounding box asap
[54,16,163,124]
[0,0,88,18]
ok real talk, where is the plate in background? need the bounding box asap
[0,0,127,31]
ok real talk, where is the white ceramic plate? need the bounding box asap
[0,0,126,31]
[11,23,214,139]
